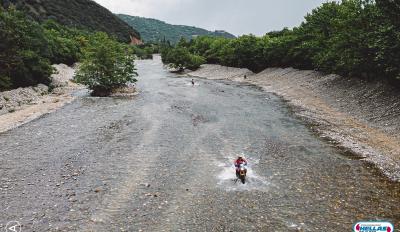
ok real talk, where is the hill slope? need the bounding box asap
[1,0,140,42]
[118,14,235,44]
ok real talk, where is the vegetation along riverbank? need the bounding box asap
[164,0,400,181]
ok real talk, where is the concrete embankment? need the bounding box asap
[189,64,400,181]
[0,64,84,134]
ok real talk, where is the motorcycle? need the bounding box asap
[236,163,247,184]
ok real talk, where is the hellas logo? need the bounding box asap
[354,222,394,232]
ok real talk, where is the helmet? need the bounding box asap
[238,156,243,159]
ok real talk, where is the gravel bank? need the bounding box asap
[0,64,84,133]
[189,64,400,181]
[188,64,254,81]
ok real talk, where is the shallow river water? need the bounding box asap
[1,57,399,231]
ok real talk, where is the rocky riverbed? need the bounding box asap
[0,64,84,134]
[189,64,400,181]
[1,57,399,231]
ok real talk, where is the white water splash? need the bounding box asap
[216,153,270,191]
[185,82,200,86]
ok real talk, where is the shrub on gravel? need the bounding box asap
[74,32,138,96]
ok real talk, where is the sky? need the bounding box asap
[93,0,327,36]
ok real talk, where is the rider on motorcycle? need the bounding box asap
[234,156,247,177]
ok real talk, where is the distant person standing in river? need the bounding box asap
[191,79,195,86]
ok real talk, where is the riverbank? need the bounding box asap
[2,58,400,231]
[189,64,400,181]
[0,64,84,134]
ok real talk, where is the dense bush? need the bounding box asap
[161,44,205,71]
[162,0,400,82]
[132,44,160,60]
[0,7,53,90]
[42,20,87,65]
[374,0,400,81]
[74,32,138,96]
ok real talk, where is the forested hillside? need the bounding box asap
[0,5,136,91]
[118,14,235,44]
[162,0,400,84]
[1,0,140,42]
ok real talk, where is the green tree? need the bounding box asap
[189,36,213,56]
[376,0,400,28]
[375,0,400,80]
[186,54,206,70]
[0,7,53,90]
[131,44,156,59]
[229,35,265,72]
[177,37,190,48]
[161,0,400,83]
[74,32,138,96]
[162,47,205,71]
[42,20,84,65]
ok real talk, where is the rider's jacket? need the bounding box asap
[234,158,247,168]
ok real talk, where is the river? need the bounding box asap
[0,57,399,231]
